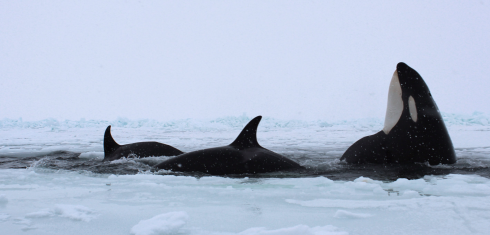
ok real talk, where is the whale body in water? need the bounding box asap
[103,126,183,161]
[341,62,456,165]
[154,116,303,175]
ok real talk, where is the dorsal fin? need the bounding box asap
[229,116,262,149]
[104,125,120,158]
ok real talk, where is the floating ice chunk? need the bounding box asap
[388,178,427,192]
[25,208,55,218]
[334,209,373,219]
[399,190,421,198]
[78,151,104,159]
[130,211,189,235]
[238,224,348,235]
[353,176,382,184]
[54,204,96,222]
[346,178,386,196]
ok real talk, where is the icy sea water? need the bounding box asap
[0,146,489,181]
[1,116,490,234]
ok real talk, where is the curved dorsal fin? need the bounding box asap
[104,125,120,158]
[229,116,262,149]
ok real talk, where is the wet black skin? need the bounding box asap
[154,116,303,175]
[341,62,456,165]
[103,126,183,161]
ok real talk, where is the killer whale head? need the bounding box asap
[383,62,440,134]
[341,62,456,165]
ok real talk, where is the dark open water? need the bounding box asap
[0,146,488,181]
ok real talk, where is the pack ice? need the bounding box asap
[0,115,489,235]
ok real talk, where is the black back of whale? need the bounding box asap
[103,126,184,161]
[154,116,303,175]
[341,62,456,165]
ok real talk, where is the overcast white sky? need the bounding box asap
[1,1,489,121]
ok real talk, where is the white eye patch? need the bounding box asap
[383,70,403,134]
[408,96,418,122]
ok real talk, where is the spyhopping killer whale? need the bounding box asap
[341,62,456,165]
[154,116,303,175]
[103,126,183,161]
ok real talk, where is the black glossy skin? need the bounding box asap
[154,116,303,175]
[103,126,183,161]
[341,63,456,165]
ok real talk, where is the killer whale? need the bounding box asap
[154,116,303,175]
[340,62,456,165]
[103,126,183,161]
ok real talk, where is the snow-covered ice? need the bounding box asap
[0,114,490,234]
[1,169,489,234]
[130,211,188,235]
[333,210,373,219]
